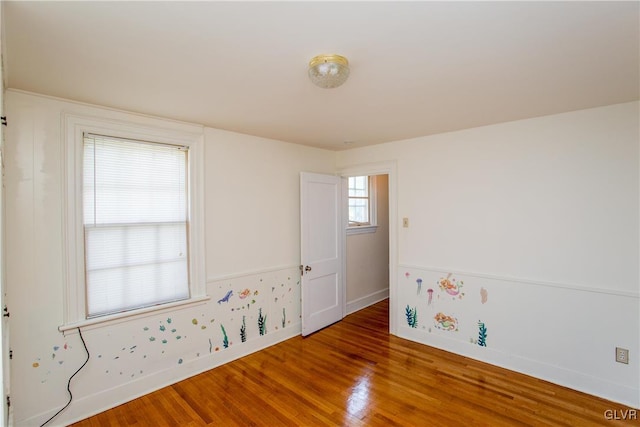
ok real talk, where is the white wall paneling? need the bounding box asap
[398,265,639,408]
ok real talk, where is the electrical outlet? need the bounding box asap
[616,347,629,364]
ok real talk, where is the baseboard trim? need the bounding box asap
[346,288,389,315]
[397,326,640,409]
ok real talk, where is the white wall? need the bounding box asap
[337,102,640,408]
[4,90,335,425]
[204,127,334,279]
[346,174,389,313]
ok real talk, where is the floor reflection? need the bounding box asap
[346,373,371,418]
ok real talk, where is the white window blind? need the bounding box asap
[83,134,190,318]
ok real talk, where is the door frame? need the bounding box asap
[0,4,9,422]
[339,161,398,335]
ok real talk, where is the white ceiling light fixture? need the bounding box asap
[308,54,350,89]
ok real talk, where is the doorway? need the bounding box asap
[345,174,389,315]
[340,161,398,334]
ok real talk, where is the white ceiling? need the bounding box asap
[4,1,639,150]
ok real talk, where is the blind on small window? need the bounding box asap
[83,134,190,318]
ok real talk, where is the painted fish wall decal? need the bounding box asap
[217,290,233,304]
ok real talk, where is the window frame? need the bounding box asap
[61,114,208,331]
[346,175,378,235]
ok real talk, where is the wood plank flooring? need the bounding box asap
[72,300,637,426]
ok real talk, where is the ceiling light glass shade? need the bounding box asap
[308,54,350,89]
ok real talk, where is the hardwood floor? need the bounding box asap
[72,300,636,426]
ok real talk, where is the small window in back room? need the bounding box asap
[348,175,377,227]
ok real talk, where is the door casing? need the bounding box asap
[300,161,398,336]
[339,161,398,335]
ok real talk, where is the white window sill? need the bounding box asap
[346,225,378,235]
[58,295,211,334]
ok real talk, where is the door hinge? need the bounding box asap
[8,349,12,360]
[6,395,9,408]
[3,305,9,317]
[0,117,6,127]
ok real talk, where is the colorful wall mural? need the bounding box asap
[29,267,301,399]
[400,268,489,348]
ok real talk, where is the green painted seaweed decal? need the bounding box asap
[258,308,267,336]
[221,324,229,348]
[405,305,417,328]
[240,316,247,343]
[478,321,488,347]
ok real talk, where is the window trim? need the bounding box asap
[346,175,378,235]
[61,113,208,331]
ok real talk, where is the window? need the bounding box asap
[347,176,377,234]
[348,176,370,225]
[83,134,190,318]
[63,114,207,330]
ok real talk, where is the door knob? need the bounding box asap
[305,265,312,272]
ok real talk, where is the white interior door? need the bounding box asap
[300,172,344,336]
